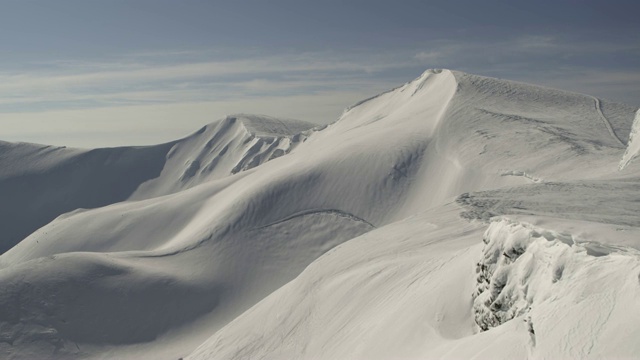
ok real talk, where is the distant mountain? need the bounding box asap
[0,114,314,253]
[0,70,638,360]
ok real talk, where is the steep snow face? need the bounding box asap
[619,109,640,170]
[131,114,314,199]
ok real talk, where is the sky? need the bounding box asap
[1,0,639,147]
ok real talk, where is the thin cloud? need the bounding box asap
[514,35,557,51]
[0,90,380,147]
[1,40,639,148]
[415,51,442,62]
[0,53,413,91]
[411,36,640,104]
[0,51,417,113]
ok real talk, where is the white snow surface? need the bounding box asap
[620,109,640,170]
[0,69,638,360]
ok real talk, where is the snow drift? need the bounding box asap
[473,217,640,358]
[0,69,638,360]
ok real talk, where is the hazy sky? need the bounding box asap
[1,0,639,147]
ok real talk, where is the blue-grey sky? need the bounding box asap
[1,0,639,147]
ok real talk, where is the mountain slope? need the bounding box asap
[0,69,638,359]
[620,109,640,170]
[0,141,171,254]
[0,114,314,254]
[184,70,640,360]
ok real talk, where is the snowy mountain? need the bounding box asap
[0,69,638,360]
[0,114,313,254]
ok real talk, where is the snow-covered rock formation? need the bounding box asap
[473,217,640,358]
[0,69,638,360]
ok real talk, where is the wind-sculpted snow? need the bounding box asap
[1,69,639,359]
[474,218,572,331]
[473,217,640,358]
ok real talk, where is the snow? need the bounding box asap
[186,205,483,360]
[0,114,314,255]
[0,141,171,254]
[0,69,638,359]
[474,217,640,358]
[620,109,640,170]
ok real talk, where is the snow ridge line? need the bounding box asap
[619,109,640,170]
[592,96,625,147]
[256,209,376,229]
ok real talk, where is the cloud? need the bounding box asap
[0,52,413,91]
[0,90,382,147]
[1,40,639,147]
[0,51,414,114]
[415,51,442,62]
[514,35,557,51]
[4,38,638,115]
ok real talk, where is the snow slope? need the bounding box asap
[186,71,639,360]
[0,69,638,359]
[188,207,640,360]
[0,114,314,253]
[0,141,170,254]
[620,109,640,170]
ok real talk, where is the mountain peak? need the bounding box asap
[222,114,315,137]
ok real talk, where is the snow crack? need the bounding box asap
[499,170,543,183]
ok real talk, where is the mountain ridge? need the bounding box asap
[0,69,639,359]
